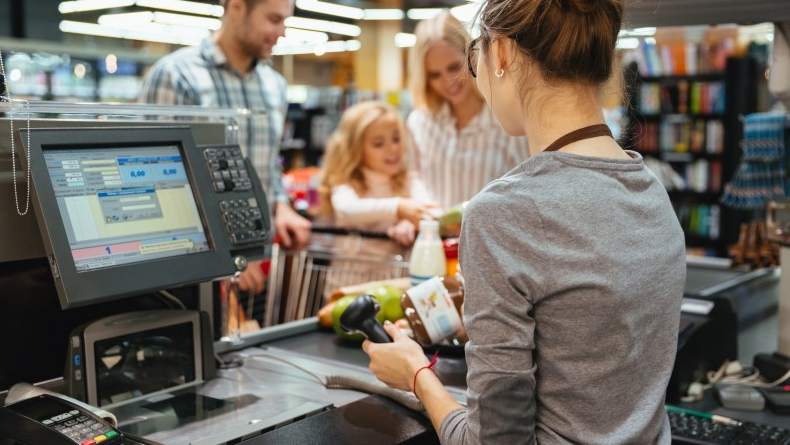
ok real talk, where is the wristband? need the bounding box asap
[412,350,439,399]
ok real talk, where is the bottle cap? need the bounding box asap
[419,219,439,230]
[443,238,459,259]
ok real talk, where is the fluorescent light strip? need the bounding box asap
[285,17,361,37]
[283,28,329,43]
[363,9,404,21]
[59,0,135,13]
[98,11,153,26]
[619,27,657,37]
[406,8,444,20]
[273,40,361,56]
[295,0,363,20]
[394,32,416,48]
[153,11,222,30]
[135,0,224,18]
[98,11,221,30]
[450,3,480,23]
[616,37,640,50]
[60,20,202,46]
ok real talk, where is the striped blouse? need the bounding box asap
[140,37,288,204]
[407,103,531,209]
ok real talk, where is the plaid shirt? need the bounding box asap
[407,103,531,209]
[140,36,288,204]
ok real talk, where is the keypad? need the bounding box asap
[41,409,121,445]
[220,198,267,245]
[204,147,253,192]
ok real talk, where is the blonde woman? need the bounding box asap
[319,101,435,247]
[407,11,530,209]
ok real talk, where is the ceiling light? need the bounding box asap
[295,0,364,20]
[60,20,202,46]
[273,40,361,56]
[616,37,640,50]
[107,20,210,39]
[59,0,135,13]
[450,3,480,23]
[394,33,416,48]
[284,28,329,44]
[285,17,361,37]
[135,0,224,18]
[619,27,656,37]
[406,8,444,20]
[98,11,154,26]
[9,69,22,82]
[362,9,405,21]
[152,12,222,30]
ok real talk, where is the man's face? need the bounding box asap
[236,0,293,60]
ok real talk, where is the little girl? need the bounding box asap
[319,101,436,248]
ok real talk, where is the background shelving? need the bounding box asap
[624,52,768,257]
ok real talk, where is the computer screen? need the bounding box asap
[26,126,269,309]
[45,145,209,271]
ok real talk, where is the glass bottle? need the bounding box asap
[409,220,446,287]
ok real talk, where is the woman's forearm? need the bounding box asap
[414,370,466,433]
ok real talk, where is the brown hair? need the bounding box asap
[409,12,484,113]
[477,0,624,87]
[318,101,409,216]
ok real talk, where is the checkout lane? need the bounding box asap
[110,319,463,445]
[135,260,788,444]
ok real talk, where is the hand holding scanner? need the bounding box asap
[1,394,123,445]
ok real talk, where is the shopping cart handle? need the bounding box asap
[310,225,391,240]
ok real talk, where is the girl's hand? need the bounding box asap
[397,199,436,226]
[387,219,417,246]
[362,321,430,392]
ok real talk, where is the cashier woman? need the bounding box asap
[363,0,687,443]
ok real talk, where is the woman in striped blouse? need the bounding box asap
[407,12,531,209]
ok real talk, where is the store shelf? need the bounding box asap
[623,55,766,256]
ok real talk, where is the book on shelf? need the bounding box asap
[630,39,735,77]
[705,120,724,154]
[678,204,721,239]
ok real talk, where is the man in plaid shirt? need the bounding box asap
[141,0,310,294]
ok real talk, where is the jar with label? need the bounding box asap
[400,275,467,346]
[409,220,446,287]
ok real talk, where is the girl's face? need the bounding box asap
[424,43,474,108]
[361,114,403,177]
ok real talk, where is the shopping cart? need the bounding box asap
[264,227,410,327]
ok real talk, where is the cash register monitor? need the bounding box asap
[26,126,246,309]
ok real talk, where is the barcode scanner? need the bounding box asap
[339,295,392,343]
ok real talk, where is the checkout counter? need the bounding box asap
[1,110,789,444]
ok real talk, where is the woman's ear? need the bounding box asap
[493,37,518,74]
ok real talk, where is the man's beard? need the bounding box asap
[239,35,267,61]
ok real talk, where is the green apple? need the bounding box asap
[364,284,405,322]
[331,294,365,342]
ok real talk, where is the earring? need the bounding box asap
[495,68,504,78]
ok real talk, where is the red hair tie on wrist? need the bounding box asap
[412,350,439,399]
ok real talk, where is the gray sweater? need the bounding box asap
[442,151,686,444]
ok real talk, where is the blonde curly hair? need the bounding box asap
[318,101,409,216]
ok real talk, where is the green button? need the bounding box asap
[104,431,117,438]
